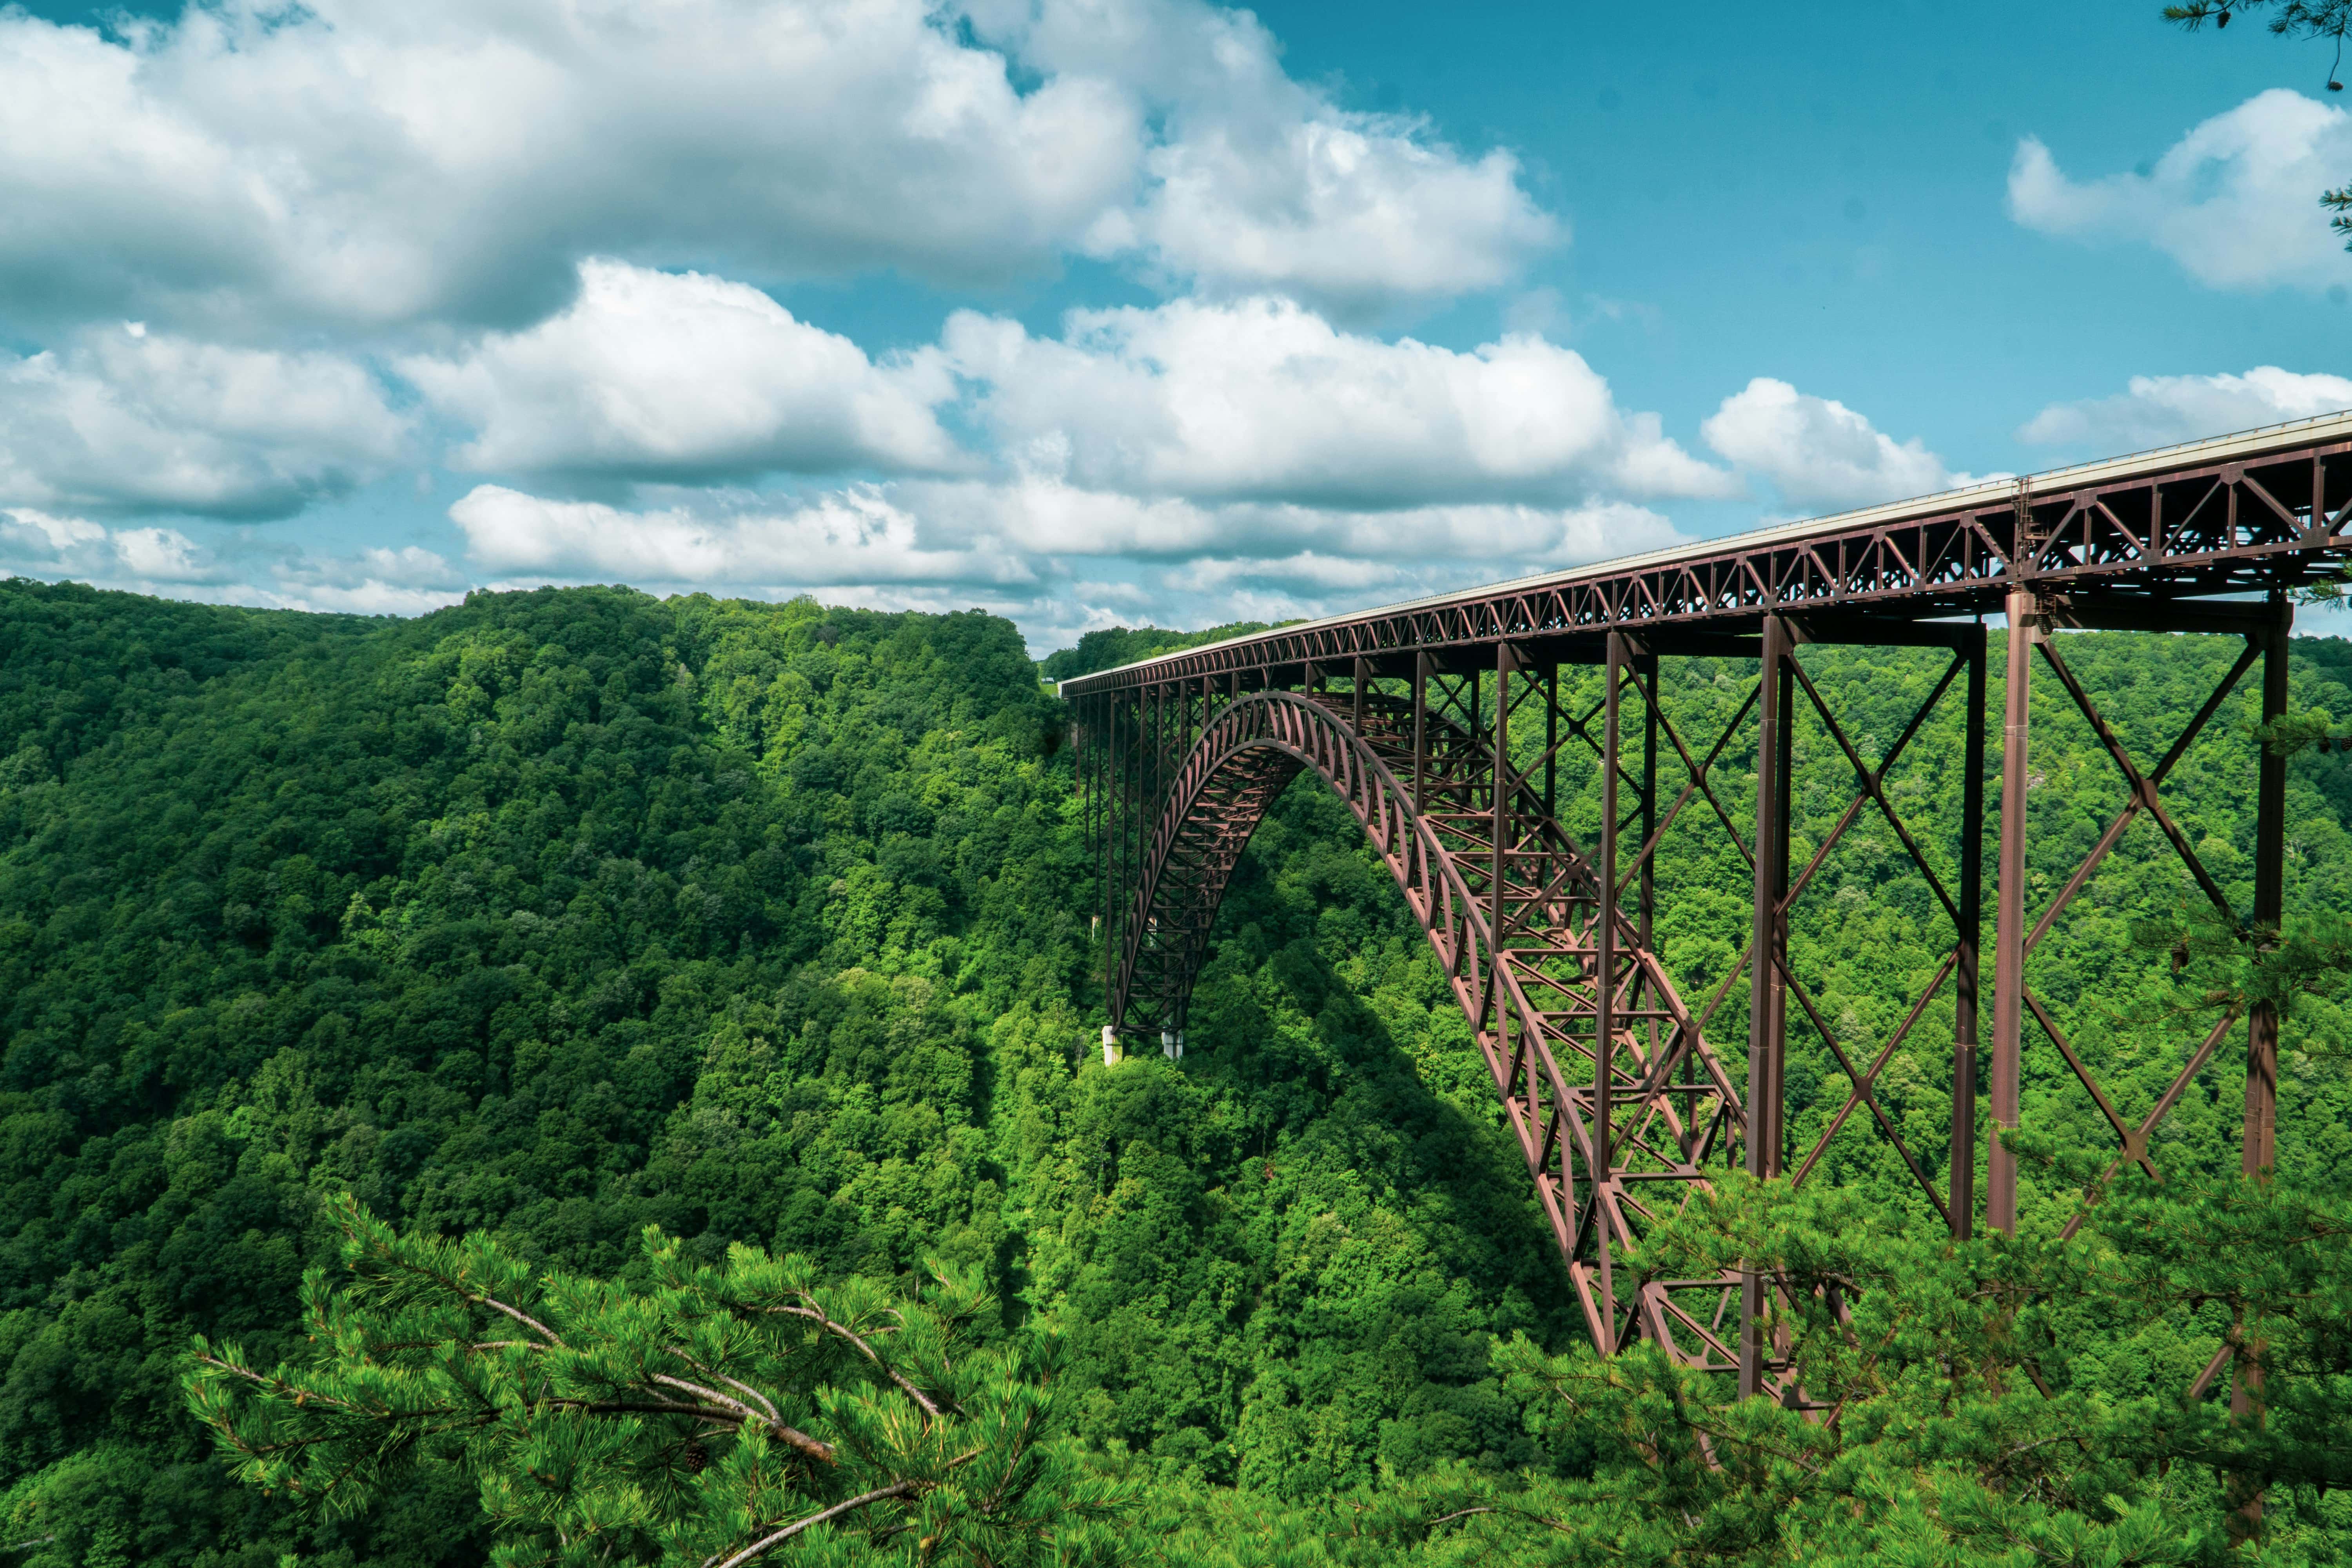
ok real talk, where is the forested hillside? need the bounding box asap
[1,577,2350,1563]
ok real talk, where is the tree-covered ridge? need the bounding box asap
[0,582,1570,1565]
[2,580,2352,1561]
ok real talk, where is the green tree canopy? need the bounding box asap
[185,1194,1123,1567]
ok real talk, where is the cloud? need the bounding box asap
[902,472,1684,565]
[1101,118,1554,319]
[2020,366,2352,451]
[943,297,1730,509]
[447,483,1034,589]
[0,0,1135,333]
[2008,89,2352,290]
[0,508,234,590]
[0,0,1550,336]
[400,260,962,480]
[265,545,470,615]
[0,506,473,614]
[403,285,1713,504]
[0,327,408,518]
[977,0,1557,317]
[439,466,1684,642]
[1702,378,1987,509]
[1007,495,1681,651]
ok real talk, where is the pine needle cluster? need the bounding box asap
[181,1194,1127,1567]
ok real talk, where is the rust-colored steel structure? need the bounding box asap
[1063,410,2352,1395]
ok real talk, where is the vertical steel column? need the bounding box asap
[1950,624,1988,1239]
[1988,589,2036,1235]
[2245,593,2291,1185]
[1139,684,1156,985]
[2233,594,2291,1537]
[1352,656,1369,737]
[1082,694,1094,925]
[1641,656,1658,955]
[1413,653,1430,811]
[1598,640,1623,1175]
[1645,656,1673,1139]
[1108,693,1125,1026]
[1741,614,1790,1400]
[1771,648,1793,1167]
[1152,680,1166,815]
[1492,644,1513,951]
[1596,637,1622,1347]
[1096,694,1108,936]
[1545,664,1559,821]
[1472,667,1482,756]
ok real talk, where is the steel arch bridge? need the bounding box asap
[1062,410,2352,1400]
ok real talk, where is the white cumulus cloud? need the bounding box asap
[0,508,472,615]
[899,473,1683,564]
[0,0,1551,336]
[1702,378,1987,510]
[400,260,962,480]
[448,483,1033,589]
[0,0,1137,333]
[266,545,471,616]
[0,509,230,590]
[439,468,1685,639]
[1011,495,1681,649]
[1102,117,1553,319]
[2008,89,2352,291]
[944,297,1730,509]
[973,0,1555,317]
[0,328,408,518]
[2020,366,2352,451]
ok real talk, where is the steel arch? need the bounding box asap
[1111,690,1757,1367]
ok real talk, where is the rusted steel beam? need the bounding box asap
[1988,588,2035,1235]
[1597,637,1624,1339]
[1741,613,1791,1399]
[1599,639,1624,1180]
[1952,626,1987,1239]
[2247,595,2290,1189]
[2045,596,2278,636]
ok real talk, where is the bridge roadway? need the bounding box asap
[1062,409,2352,1400]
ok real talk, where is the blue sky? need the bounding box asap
[2,0,2348,651]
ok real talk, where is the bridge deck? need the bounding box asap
[1059,408,2352,696]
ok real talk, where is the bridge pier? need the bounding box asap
[1739,615,1790,1397]
[1951,626,1988,1241]
[2245,595,2290,1189]
[1989,588,2038,1234]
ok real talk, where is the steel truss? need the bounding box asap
[1066,413,2342,1406]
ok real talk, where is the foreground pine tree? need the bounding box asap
[181,1194,1124,1566]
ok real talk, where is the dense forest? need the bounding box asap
[0,578,2348,1564]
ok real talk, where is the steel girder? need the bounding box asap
[1057,417,2352,702]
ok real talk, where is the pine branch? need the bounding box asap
[701,1481,919,1568]
[646,1375,834,1463]
[747,1298,947,1421]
